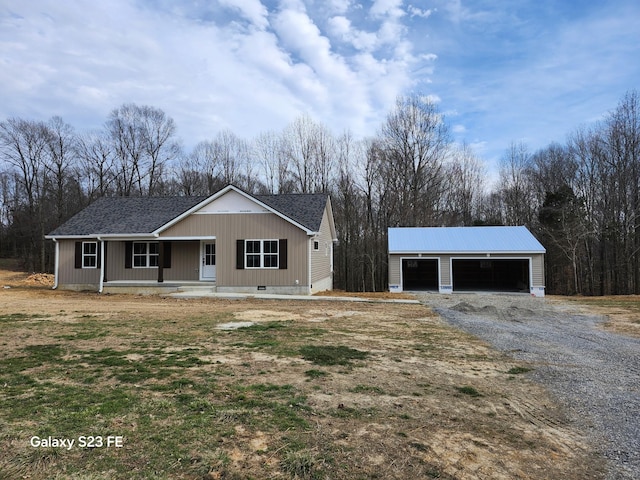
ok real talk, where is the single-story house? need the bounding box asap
[388,226,546,297]
[45,185,337,295]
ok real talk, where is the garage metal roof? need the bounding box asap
[388,226,545,254]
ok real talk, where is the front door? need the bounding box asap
[201,242,216,281]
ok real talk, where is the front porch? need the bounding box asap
[101,280,216,295]
[95,239,217,291]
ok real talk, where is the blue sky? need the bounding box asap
[1,0,638,177]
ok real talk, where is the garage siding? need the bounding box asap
[532,254,544,285]
[389,253,545,292]
[441,255,452,285]
[389,254,401,285]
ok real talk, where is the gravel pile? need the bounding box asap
[416,292,640,480]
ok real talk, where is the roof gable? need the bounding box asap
[194,189,270,214]
[388,226,545,254]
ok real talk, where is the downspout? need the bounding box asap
[308,236,313,295]
[98,237,105,294]
[52,239,59,289]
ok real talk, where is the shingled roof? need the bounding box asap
[47,188,329,237]
[47,196,208,236]
[256,193,328,232]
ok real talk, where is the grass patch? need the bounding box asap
[304,369,329,379]
[507,366,533,375]
[455,386,482,397]
[0,313,50,323]
[281,450,324,479]
[239,320,290,331]
[350,384,385,395]
[299,345,368,366]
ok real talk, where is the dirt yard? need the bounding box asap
[0,270,607,479]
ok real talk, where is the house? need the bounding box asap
[45,185,337,295]
[388,226,546,297]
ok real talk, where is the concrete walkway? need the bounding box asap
[165,290,420,304]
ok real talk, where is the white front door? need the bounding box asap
[201,242,216,281]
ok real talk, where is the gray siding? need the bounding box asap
[389,254,401,286]
[105,241,199,282]
[310,208,333,284]
[161,212,309,287]
[106,241,154,281]
[57,240,101,287]
[532,253,544,285]
[441,255,452,285]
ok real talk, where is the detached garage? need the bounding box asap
[388,226,546,297]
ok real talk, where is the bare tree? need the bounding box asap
[538,185,591,294]
[45,116,77,222]
[442,143,486,225]
[138,105,181,195]
[107,104,144,196]
[106,103,179,195]
[76,131,115,199]
[212,129,249,187]
[0,118,50,270]
[601,90,640,293]
[253,130,291,194]
[498,141,536,226]
[378,94,449,226]
[283,115,315,193]
[311,122,336,193]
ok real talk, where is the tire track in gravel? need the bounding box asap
[415,293,640,480]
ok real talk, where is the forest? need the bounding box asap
[1,90,638,295]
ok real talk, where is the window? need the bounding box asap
[133,242,159,268]
[313,240,319,251]
[245,240,279,269]
[264,240,278,267]
[82,242,98,268]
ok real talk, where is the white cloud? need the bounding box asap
[370,0,405,20]
[423,94,442,104]
[408,6,433,18]
[0,0,427,143]
[218,0,269,29]
[328,15,378,51]
[327,0,351,15]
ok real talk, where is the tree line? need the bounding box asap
[1,91,638,295]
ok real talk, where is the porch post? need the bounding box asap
[158,241,165,283]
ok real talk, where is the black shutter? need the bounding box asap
[236,239,245,269]
[102,242,108,282]
[125,241,133,269]
[96,242,101,268]
[163,242,172,268]
[279,239,288,270]
[74,242,82,269]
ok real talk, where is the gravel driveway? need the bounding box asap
[416,293,640,480]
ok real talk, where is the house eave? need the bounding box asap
[389,250,546,255]
[46,233,160,241]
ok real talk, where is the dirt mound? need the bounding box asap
[451,302,498,316]
[22,273,54,287]
[24,273,55,286]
